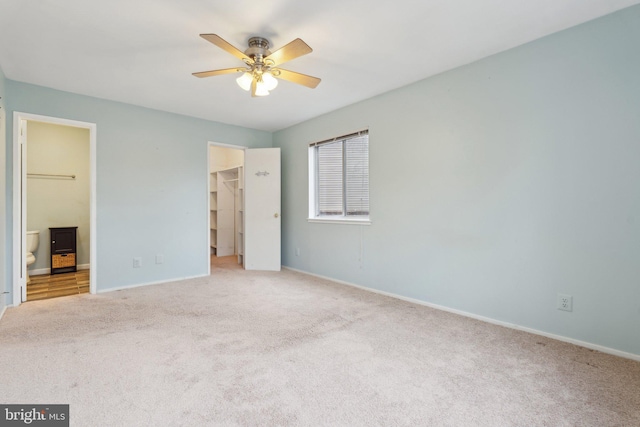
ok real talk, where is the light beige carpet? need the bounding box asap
[1,258,639,426]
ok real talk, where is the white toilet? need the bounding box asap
[26,230,40,284]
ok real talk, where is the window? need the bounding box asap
[309,130,370,223]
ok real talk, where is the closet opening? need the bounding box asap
[209,143,245,271]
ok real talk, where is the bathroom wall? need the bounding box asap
[26,121,90,272]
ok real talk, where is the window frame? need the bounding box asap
[308,130,371,225]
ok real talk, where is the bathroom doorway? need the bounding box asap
[12,112,97,306]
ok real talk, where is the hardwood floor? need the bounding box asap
[211,255,243,271]
[27,270,90,301]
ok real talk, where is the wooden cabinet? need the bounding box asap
[210,166,244,262]
[49,226,78,274]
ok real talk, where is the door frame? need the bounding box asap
[12,112,98,306]
[207,141,247,276]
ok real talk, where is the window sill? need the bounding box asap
[308,217,371,225]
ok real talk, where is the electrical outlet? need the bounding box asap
[133,257,142,268]
[155,254,164,264]
[295,248,300,256]
[557,294,573,312]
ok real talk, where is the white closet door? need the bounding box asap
[244,148,281,271]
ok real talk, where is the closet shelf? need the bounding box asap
[211,165,243,260]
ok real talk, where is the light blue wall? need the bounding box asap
[0,66,6,313]
[4,82,272,298]
[274,6,640,356]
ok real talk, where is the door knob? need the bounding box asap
[274,213,279,218]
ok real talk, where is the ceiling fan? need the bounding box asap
[193,34,321,97]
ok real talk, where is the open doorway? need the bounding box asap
[12,113,97,306]
[207,142,282,273]
[208,143,245,273]
[25,121,89,300]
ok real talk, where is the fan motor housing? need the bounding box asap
[245,37,271,60]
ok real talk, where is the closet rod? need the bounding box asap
[27,173,76,179]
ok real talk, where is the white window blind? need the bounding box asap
[317,141,344,215]
[345,135,369,215]
[312,130,369,218]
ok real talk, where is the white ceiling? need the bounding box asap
[1,0,638,132]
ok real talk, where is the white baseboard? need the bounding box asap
[283,266,640,362]
[31,264,90,276]
[97,274,209,294]
[0,304,7,321]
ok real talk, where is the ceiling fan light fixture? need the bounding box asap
[236,72,253,91]
[262,72,278,91]
[195,34,321,97]
[254,80,270,96]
